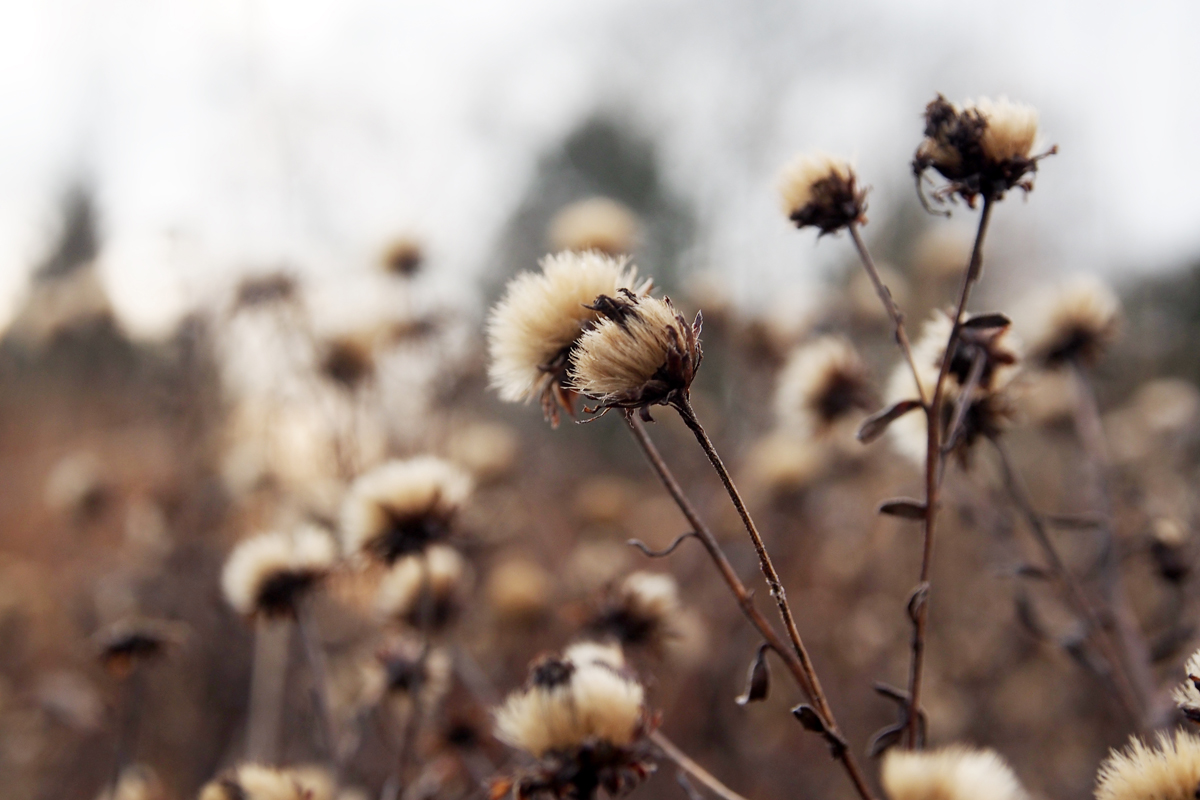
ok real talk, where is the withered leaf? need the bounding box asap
[879,498,927,520]
[857,400,923,443]
[735,643,771,706]
[961,312,1012,330]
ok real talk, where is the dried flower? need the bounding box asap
[886,311,1021,465]
[376,544,469,631]
[882,745,1027,800]
[779,154,867,234]
[221,527,337,618]
[913,94,1053,207]
[198,764,334,800]
[1173,648,1200,722]
[569,292,702,417]
[774,337,873,439]
[340,457,472,564]
[492,642,652,800]
[585,572,680,654]
[549,198,639,256]
[1096,731,1200,800]
[488,251,651,425]
[1021,275,1121,367]
[381,237,424,277]
[93,618,184,677]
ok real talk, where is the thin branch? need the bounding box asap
[906,196,993,748]
[847,223,928,406]
[622,414,876,800]
[650,730,752,800]
[295,600,340,768]
[246,615,291,763]
[990,436,1143,723]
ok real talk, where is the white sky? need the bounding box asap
[1,0,1197,337]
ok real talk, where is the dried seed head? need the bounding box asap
[198,764,334,800]
[93,618,184,677]
[886,311,1021,465]
[375,544,469,631]
[585,571,680,653]
[1172,648,1200,721]
[774,337,873,439]
[377,639,452,709]
[1096,731,1200,800]
[914,94,1052,206]
[779,153,867,234]
[569,292,702,415]
[318,332,376,390]
[340,457,472,564]
[882,745,1028,800]
[221,527,337,618]
[1021,275,1121,367]
[487,251,651,425]
[494,642,645,759]
[381,237,424,277]
[549,198,639,257]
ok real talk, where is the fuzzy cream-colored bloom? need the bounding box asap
[487,251,650,423]
[1021,275,1121,367]
[494,643,645,759]
[1096,731,1200,800]
[886,311,1021,464]
[340,457,472,564]
[775,337,872,439]
[914,94,1050,205]
[779,153,866,234]
[549,198,639,256]
[882,745,1027,800]
[376,544,469,630]
[221,528,337,617]
[586,572,679,652]
[1173,648,1200,721]
[570,292,701,412]
[974,97,1039,163]
[199,764,334,800]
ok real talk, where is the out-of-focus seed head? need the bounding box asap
[584,572,680,654]
[198,764,334,800]
[882,745,1028,800]
[913,94,1053,207]
[1021,275,1121,368]
[317,332,376,390]
[774,337,874,439]
[375,544,470,631]
[549,198,639,257]
[569,291,702,417]
[1172,648,1200,722]
[221,527,338,618]
[487,251,651,426]
[778,153,867,234]
[487,557,552,622]
[1096,731,1200,800]
[381,237,424,277]
[340,457,472,564]
[93,618,185,678]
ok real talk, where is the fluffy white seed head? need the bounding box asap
[1021,275,1121,367]
[199,764,334,800]
[882,745,1027,800]
[570,293,700,409]
[487,251,650,407]
[1096,731,1200,800]
[494,643,645,759]
[972,96,1039,163]
[1173,648,1200,719]
[779,154,852,216]
[778,153,865,233]
[774,336,872,439]
[620,572,679,628]
[375,544,468,627]
[221,528,337,617]
[549,198,639,256]
[340,457,472,563]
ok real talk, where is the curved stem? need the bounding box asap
[623,414,875,800]
[650,730,752,800]
[847,224,927,406]
[906,197,993,748]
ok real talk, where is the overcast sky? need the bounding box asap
[1,0,1197,337]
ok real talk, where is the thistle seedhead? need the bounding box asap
[584,572,680,655]
[221,527,337,618]
[1021,275,1121,368]
[913,94,1054,208]
[381,237,424,277]
[569,292,702,418]
[779,153,867,234]
[549,198,639,257]
[774,336,874,439]
[376,544,470,632]
[198,764,334,800]
[93,618,184,678]
[882,745,1028,800]
[1095,731,1200,800]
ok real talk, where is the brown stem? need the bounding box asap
[990,436,1143,723]
[108,670,145,800]
[847,224,927,406]
[622,414,875,800]
[295,600,340,768]
[650,730,752,800]
[1069,363,1160,725]
[246,615,291,763]
[906,197,993,748]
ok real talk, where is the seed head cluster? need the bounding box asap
[487,251,651,425]
[340,457,472,564]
